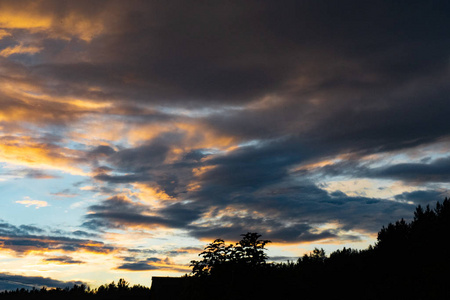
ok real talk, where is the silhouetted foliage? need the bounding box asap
[183,199,450,300]
[190,232,270,278]
[0,279,151,300]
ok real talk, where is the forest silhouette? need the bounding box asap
[1,199,449,300]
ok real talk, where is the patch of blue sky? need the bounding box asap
[0,170,89,229]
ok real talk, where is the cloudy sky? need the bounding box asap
[1,0,450,289]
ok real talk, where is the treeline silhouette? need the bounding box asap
[1,199,449,299]
[180,199,450,300]
[0,278,150,300]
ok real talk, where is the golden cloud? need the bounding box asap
[0,1,108,41]
[0,44,43,57]
[16,197,49,209]
[0,29,12,40]
[0,136,86,175]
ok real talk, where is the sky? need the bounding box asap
[1,0,450,290]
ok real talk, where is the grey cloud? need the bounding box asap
[115,257,187,272]
[89,145,116,157]
[84,139,419,242]
[268,256,300,262]
[116,262,160,271]
[314,155,450,186]
[394,190,447,206]
[0,221,115,254]
[71,230,98,238]
[83,196,203,230]
[18,225,45,234]
[43,256,84,264]
[0,273,85,291]
[22,169,59,179]
[374,157,450,183]
[165,247,202,256]
[6,0,450,248]
[12,1,443,106]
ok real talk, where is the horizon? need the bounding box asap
[1,0,450,290]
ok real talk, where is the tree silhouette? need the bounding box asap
[190,232,270,278]
[233,232,271,267]
[190,238,231,277]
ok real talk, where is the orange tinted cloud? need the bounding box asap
[0,1,107,41]
[16,197,49,209]
[0,136,86,175]
[0,44,43,57]
[0,29,11,39]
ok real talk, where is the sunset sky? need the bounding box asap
[1,0,450,290]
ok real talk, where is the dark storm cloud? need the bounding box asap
[20,0,449,110]
[6,0,450,246]
[0,273,85,291]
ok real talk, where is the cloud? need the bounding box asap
[164,247,203,256]
[393,190,446,206]
[1,0,450,259]
[0,0,110,41]
[43,255,84,264]
[0,221,115,254]
[116,257,189,272]
[374,157,450,183]
[0,136,87,175]
[83,195,201,230]
[0,44,43,57]
[0,273,85,291]
[22,169,59,179]
[16,197,49,209]
[116,261,160,271]
[0,29,11,40]
[0,168,59,180]
[315,155,450,185]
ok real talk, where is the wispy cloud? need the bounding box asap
[43,255,85,264]
[0,220,115,254]
[116,257,189,273]
[16,197,49,209]
[0,44,43,57]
